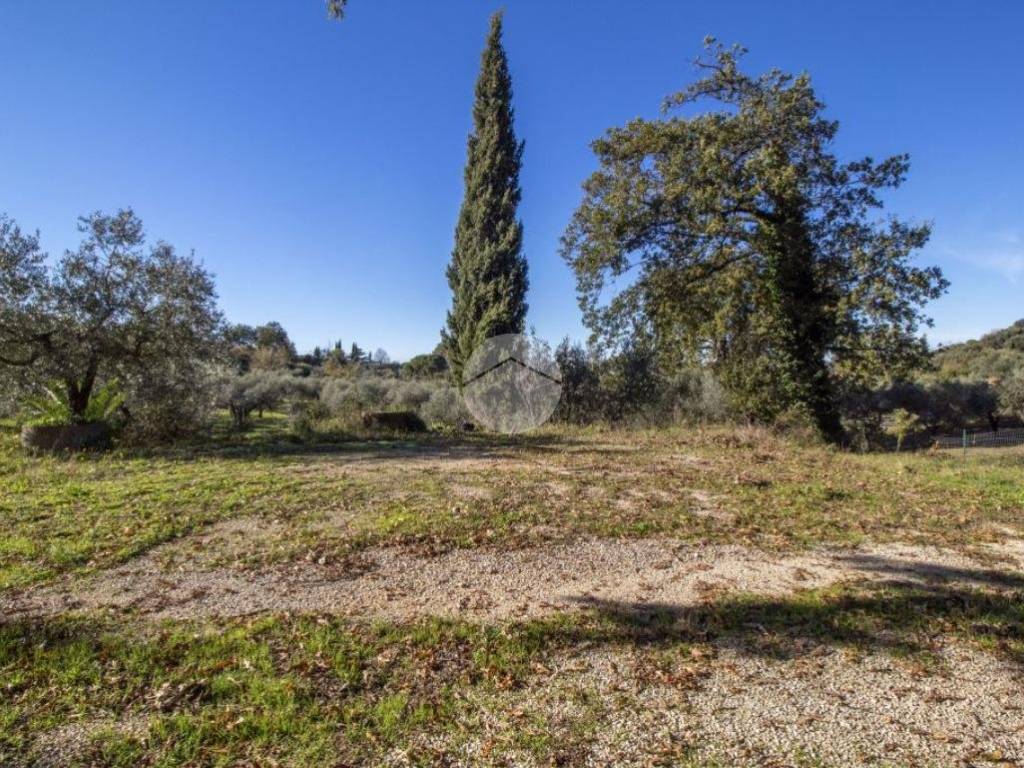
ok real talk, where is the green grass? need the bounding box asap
[0,612,573,766]
[2,415,1022,590]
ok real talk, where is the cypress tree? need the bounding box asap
[442,11,528,384]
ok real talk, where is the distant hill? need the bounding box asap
[931,320,1024,380]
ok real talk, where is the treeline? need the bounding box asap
[2,204,1021,448]
[550,337,1024,443]
[212,365,465,435]
[6,23,1024,450]
[931,321,1024,381]
[0,207,428,443]
[215,334,456,432]
[223,321,392,376]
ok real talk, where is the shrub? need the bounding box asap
[289,399,332,442]
[121,362,220,444]
[320,378,361,418]
[419,385,467,427]
[598,342,662,424]
[553,341,601,425]
[353,377,390,411]
[883,407,922,451]
[552,339,727,427]
[386,380,432,411]
[21,380,125,427]
[289,376,323,401]
[320,373,459,427]
[1000,375,1024,422]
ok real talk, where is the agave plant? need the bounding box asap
[22,381,125,426]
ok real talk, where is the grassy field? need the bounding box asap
[1,416,1023,766]
[2,416,1022,592]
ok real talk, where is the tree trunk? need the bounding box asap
[65,363,98,423]
[987,411,1000,433]
[230,404,248,430]
[764,200,845,443]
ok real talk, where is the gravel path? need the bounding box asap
[6,533,1023,622]
[432,643,1024,767]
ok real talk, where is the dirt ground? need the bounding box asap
[9,525,1024,623]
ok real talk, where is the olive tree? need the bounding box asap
[218,370,295,429]
[0,209,223,431]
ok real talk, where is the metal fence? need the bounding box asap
[933,427,1024,451]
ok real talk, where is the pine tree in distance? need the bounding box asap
[442,11,528,384]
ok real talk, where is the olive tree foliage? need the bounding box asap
[0,210,223,437]
[552,338,726,427]
[218,370,296,429]
[1001,376,1024,422]
[561,41,947,442]
[0,219,43,416]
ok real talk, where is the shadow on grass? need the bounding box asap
[556,555,1024,664]
[153,435,483,461]
[5,562,1023,670]
[560,578,1024,666]
[4,411,621,465]
[4,580,1022,768]
[145,431,601,463]
[103,417,651,465]
[832,552,1024,588]
[7,426,604,466]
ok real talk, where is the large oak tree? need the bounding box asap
[561,41,947,441]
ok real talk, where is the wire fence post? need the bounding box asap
[962,428,968,460]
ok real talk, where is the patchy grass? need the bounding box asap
[3,576,1022,766]
[0,612,579,766]
[2,417,1022,589]
[4,415,1022,764]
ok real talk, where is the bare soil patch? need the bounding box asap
[9,535,1022,623]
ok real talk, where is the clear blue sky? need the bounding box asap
[3,1,1022,360]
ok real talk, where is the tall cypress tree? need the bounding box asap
[442,11,528,384]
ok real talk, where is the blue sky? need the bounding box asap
[2,1,1022,360]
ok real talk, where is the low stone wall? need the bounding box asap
[21,422,112,452]
[362,411,427,432]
